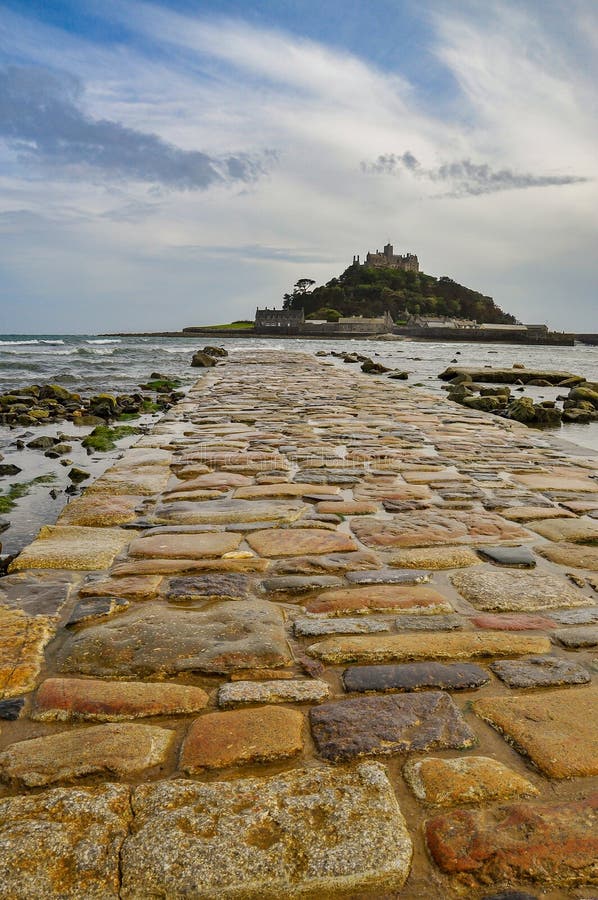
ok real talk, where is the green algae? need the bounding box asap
[82,425,139,452]
[0,475,57,513]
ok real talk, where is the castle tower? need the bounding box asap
[383,243,393,258]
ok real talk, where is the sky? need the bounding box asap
[0,0,596,333]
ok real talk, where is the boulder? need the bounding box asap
[361,359,390,374]
[202,346,228,357]
[191,351,217,368]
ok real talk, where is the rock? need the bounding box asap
[0,607,55,698]
[127,531,242,559]
[26,435,57,450]
[474,687,598,777]
[469,612,556,631]
[451,569,589,612]
[425,794,598,887]
[294,616,390,636]
[234,482,339,499]
[529,516,598,543]
[180,706,304,771]
[501,505,574,521]
[246,527,357,557]
[79,573,163,600]
[0,463,21,476]
[513,471,598,493]
[554,625,598,648]
[217,679,329,707]
[439,366,581,385]
[303,584,453,616]
[270,550,381,574]
[388,370,409,379]
[316,500,378,515]
[201,345,228,357]
[120,764,413,898]
[66,596,130,627]
[0,697,25,719]
[8,525,132,572]
[86,465,170,497]
[57,601,291,677]
[166,573,251,602]
[351,511,529,549]
[476,545,536,568]
[569,385,598,408]
[342,662,489,693]
[190,351,216,367]
[394,614,464,631]
[461,395,505,412]
[0,784,131,899]
[308,631,550,665]
[0,723,174,787]
[490,655,590,688]
[57,494,143,526]
[68,466,90,484]
[0,570,75,616]
[389,546,480,569]
[534,541,598,569]
[361,359,390,374]
[404,756,538,805]
[261,575,342,594]
[310,693,476,762]
[152,498,306,525]
[345,567,431,585]
[33,678,209,722]
[549,606,598,625]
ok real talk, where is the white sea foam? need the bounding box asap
[0,340,41,346]
[85,339,122,344]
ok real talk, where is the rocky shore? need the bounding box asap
[0,350,597,898]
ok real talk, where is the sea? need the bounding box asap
[1,333,597,555]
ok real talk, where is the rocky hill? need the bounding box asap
[283,263,517,324]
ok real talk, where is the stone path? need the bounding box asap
[1,349,598,899]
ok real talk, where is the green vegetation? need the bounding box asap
[139,378,181,392]
[0,475,56,513]
[82,425,139,452]
[186,321,254,331]
[283,265,516,324]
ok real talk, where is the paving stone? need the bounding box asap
[218,679,329,707]
[548,606,598,625]
[57,494,144,526]
[0,570,75,616]
[501,505,575,521]
[490,655,590,688]
[513,471,598,492]
[33,677,209,722]
[180,706,303,771]
[310,692,476,762]
[8,525,132,572]
[57,600,291,677]
[470,612,557,630]
[79,573,163,600]
[308,631,550,665]
[0,607,54,699]
[477,545,536,568]
[0,697,25,719]
[246,527,357,557]
[111,555,269,576]
[261,575,343,594]
[303,584,453,617]
[529,516,598,543]
[234,482,340,499]
[316,500,378,515]
[66,596,130,627]
[534,541,598,569]
[394,614,464,631]
[351,511,530,549]
[389,546,480,569]
[343,662,489,693]
[0,784,131,899]
[0,723,174,786]
[166,573,251,602]
[345,567,431,585]
[451,569,590,612]
[403,756,538,805]
[554,625,598,648]
[127,531,242,559]
[425,794,598,887]
[270,550,381,574]
[152,499,306,525]
[120,763,413,898]
[84,465,171,496]
[294,616,391,636]
[170,471,253,491]
[474,687,598,777]
[480,893,538,900]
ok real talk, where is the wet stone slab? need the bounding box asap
[474,687,598,778]
[309,692,476,762]
[0,607,55,699]
[549,606,598,625]
[0,784,131,900]
[0,723,174,787]
[294,616,390,636]
[78,573,163,600]
[127,531,242,559]
[351,511,530,549]
[394,614,463,631]
[270,550,381,574]
[217,679,329,707]
[554,625,598,648]
[476,546,536,568]
[404,756,538,806]
[342,662,490,694]
[469,613,556,631]
[33,677,209,722]
[66,596,130,628]
[246,527,357,557]
[261,575,343,594]
[57,494,144,527]
[490,655,590,688]
[180,706,304,771]
[120,764,413,899]
[389,546,480,569]
[345,568,431,585]
[534,542,598,570]
[57,600,291,677]
[530,516,598,543]
[303,585,453,617]
[0,570,75,616]
[152,499,307,525]
[425,794,598,888]
[166,573,251,602]
[8,525,132,572]
[451,569,590,612]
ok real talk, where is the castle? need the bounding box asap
[353,242,419,273]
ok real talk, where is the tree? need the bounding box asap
[282,278,315,309]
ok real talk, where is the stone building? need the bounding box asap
[353,242,419,272]
[254,308,305,334]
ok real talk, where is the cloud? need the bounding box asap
[361,151,589,196]
[0,66,271,190]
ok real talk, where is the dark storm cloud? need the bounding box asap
[0,66,269,189]
[361,151,588,196]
